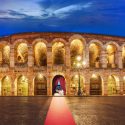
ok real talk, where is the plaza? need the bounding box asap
[0,96,125,125]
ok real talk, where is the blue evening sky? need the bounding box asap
[0,0,125,37]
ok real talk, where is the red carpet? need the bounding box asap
[44,97,76,125]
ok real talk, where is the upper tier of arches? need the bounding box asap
[0,34,125,69]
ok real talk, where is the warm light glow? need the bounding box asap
[123,76,125,80]
[92,74,97,78]
[77,62,81,68]
[75,75,79,78]
[82,61,86,66]
[76,56,82,61]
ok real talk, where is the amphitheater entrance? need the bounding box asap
[90,74,102,95]
[34,74,47,95]
[17,75,28,96]
[107,75,119,95]
[52,75,66,95]
[1,76,12,96]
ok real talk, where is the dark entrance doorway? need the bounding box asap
[90,74,102,95]
[52,75,66,95]
[34,74,47,95]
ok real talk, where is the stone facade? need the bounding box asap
[0,32,125,96]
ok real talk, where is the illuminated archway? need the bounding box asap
[70,39,84,67]
[107,75,119,95]
[89,43,101,68]
[52,75,66,95]
[52,42,65,65]
[34,74,47,95]
[17,75,28,96]
[122,46,125,68]
[3,45,10,65]
[106,44,117,68]
[90,74,102,95]
[123,76,125,94]
[15,42,28,65]
[34,42,47,66]
[0,44,10,65]
[70,75,85,95]
[1,76,12,96]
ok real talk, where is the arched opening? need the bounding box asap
[107,75,120,95]
[70,75,85,95]
[90,74,102,95]
[122,46,125,68]
[52,75,66,95]
[3,45,10,65]
[123,76,125,94]
[34,42,47,66]
[106,44,117,68]
[89,43,101,68]
[0,44,10,66]
[70,39,84,68]
[1,76,12,96]
[34,74,47,95]
[52,42,65,65]
[15,42,28,65]
[17,75,28,96]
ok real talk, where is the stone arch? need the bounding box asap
[70,74,85,95]
[105,42,119,68]
[52,75,66,95]
[34,73,47,95]
[107,75,120,95]
[69,34,86,45]
[52,39,65,65]
[32,38,48,45]
[14,39,28,65]
[33,39,47,66]
[90,74,103,95]
[0,43,10,65]
[1,76,12,96]
[70,36,86,67]
[52,38,67,45]
[16,75,29,96]
[123,76,125,94]
[89,40,102,68]
[121,44,125,68]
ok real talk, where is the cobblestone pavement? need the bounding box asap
[1,97,125,125]
[66,96,125,125]
[0,97,52,125]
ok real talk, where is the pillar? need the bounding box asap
[47,44,52,95]
[85,45,89,68]
[65,43,71,68]
[28,45,33,67]
[100,50,107,68]
[118,51,122,69]
[10,45,14,68]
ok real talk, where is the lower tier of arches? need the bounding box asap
[0,73,125,96]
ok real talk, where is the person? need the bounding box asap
[54,80,64,96]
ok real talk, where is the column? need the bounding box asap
[102,75,108,96]
[10,45,14,68]
[28,45,33,67]
[47,44,52,95]
[118,51,122,69]
[65,43,71,68]
[84,74,90,95]
[85,45,89,68]
[100,50,107,68]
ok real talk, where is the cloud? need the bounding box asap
[0,1,93,19]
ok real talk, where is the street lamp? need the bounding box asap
[75,55,86,96]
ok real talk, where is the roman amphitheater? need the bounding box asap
[0,32,125,96]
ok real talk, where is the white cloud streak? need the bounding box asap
[0,1,92,19]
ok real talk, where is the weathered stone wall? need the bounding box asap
[0,32,125,96]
